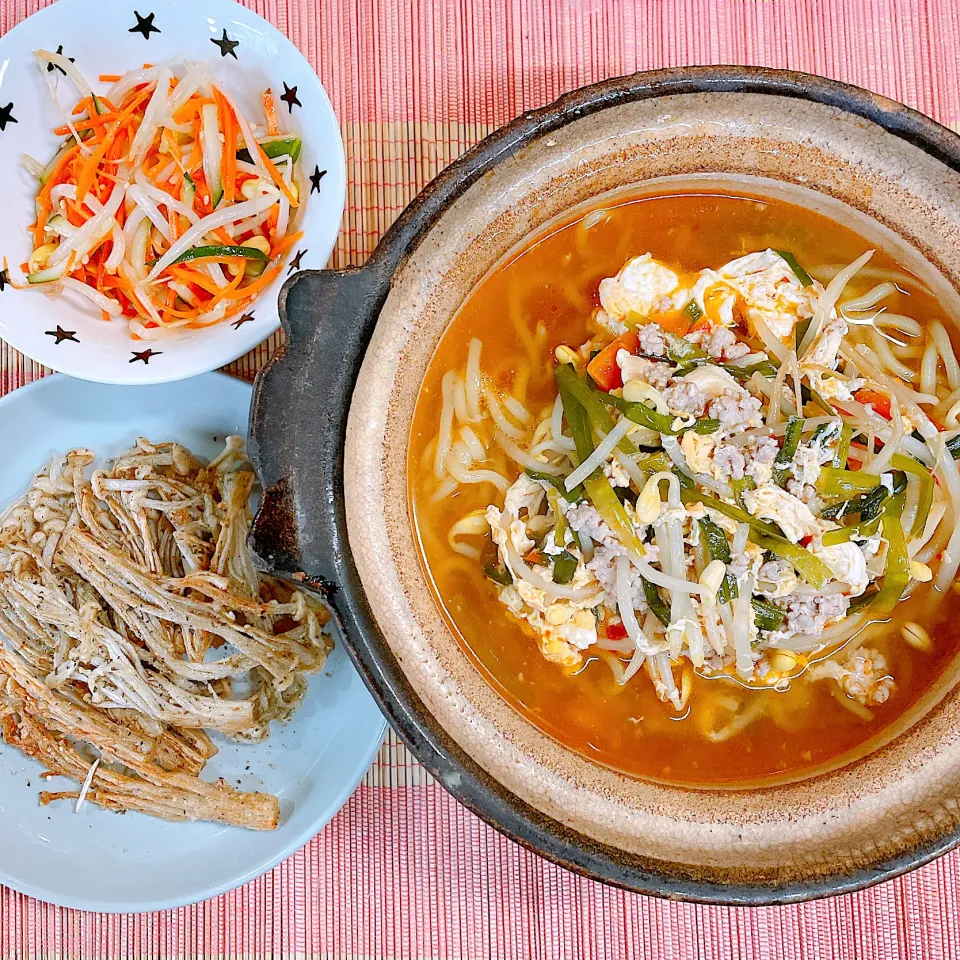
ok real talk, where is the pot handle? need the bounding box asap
[247,261,390,594]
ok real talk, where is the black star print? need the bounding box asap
[232,312,254,329]
[129,11,160,39]
[46,326,79,345]
[0,269,8,292]
[46,45,75,75]
[130,348,162,364]
[288,249,307,274]
[279,82,301,113]
[309,166,327,194]
[0,103,17,132]
[211,29,239,59]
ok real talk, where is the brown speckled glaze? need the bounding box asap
[252,69,960,902]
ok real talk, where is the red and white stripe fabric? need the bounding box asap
[2,0,960,955]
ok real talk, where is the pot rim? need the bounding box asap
[253,65,960,905]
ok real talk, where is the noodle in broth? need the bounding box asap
[409,190,960,786]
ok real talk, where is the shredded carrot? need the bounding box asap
[262,90,279,137]
[269,230,304,258]
[25,65,302,333]
[255,144,299,208]
[99,74,122,83]
[219,91,237,206]
[54,113,119,135]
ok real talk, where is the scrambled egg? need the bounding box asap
[710,249,820,342]
[487,473,603,668]
[743,483,822,543]
[802,315,860,401]
[598,254,681,330]
[681,430,718,475]
[811,541,869,597]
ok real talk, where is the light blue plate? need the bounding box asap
[0,372,386,912]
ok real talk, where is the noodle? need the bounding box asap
[434,372,457,479]
[465,338,482,420]
[932,321,960,390]
[841,281,896,313]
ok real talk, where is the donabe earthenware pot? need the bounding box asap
[248,67,960,904]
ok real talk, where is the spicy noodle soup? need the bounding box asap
[409,190,960,787]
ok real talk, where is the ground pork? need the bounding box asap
[688,323,751,362]
[786,479,822,508]
[712,443,747,480]
[727,552,751,580]
[617,352,672,391]
[565,503,624,553]
[757,559,792,584]
[663,380,706,417]
[748,435,779,464]
[586,546,649,609]
[780,592,850,637]
[637,323,667,357]
[707,393,764,431]
[833,647,895,705]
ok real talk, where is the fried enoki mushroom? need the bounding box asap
[0,437,331,830]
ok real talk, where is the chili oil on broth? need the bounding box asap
[408,189,960,788]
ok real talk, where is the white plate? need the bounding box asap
[0,373,386,912]
[0,0,346,384]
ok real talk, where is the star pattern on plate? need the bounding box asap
[210,28,239,59]
[45,326,79,345]
[231,311,255,329]
[309,166,327,194]
[46,45,75,75]
[288,249,307,273]
[0,103,17,132]
[279,82,301,113]
[0,269,8,292]
[129,11,160,39]
[130,348,162,364]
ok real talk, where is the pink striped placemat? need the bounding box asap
[2,0,960,956]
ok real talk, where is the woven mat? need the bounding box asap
[2,0,960,956]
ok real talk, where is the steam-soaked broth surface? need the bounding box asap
[409,191,960,786]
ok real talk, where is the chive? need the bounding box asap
[603,393,683,435]
[642,577,672,627]
[547,489,569,547]
[816,467,881,497]
[948,434,960,459]
[555,365,639,456]
[557,371,595,466]
[776,250,814,287]
[874,493,909,615]
[689,418,722,435]
[699,516,738,604]
[680,488,784,539]
[664,331,712,371]
[890,453,934,538]
[483,565,512,586]
[729,475,756,509]
[683,299,704,322]
[525,468,583,503]
[794,317,812,355]
[698,517,732,563]
[752,535,834,589]
[773,416,803,486]
[725,359,780,381]
[751,597,786,632]
[551,551,578,585]
[833,424,853,469]
[848,588,879,616]
[820,484,889,523]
